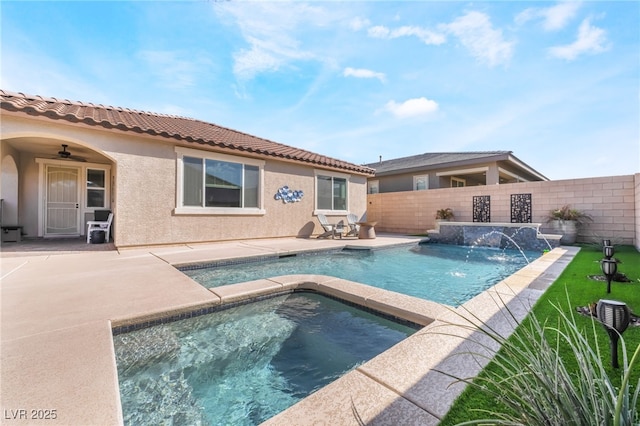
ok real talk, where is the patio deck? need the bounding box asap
[0,235,578,425]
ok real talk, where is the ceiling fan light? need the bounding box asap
[58,144,71,158]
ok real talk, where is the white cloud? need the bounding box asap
[368,25,446,45]
[216,2,334,80]
[384,97,439,118]
[548,18,610,60]
[138,50,209,89]
[343,67,386,82]
[233,45,282,79]
[443,11,514,67]
[516,2,582,31]
[349,17,370,31]
[368,25,390,38]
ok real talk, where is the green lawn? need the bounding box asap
[439,244,640,425]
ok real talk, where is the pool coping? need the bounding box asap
[114,244,578,425]
[0,236,579,425]
[265,246,579,424]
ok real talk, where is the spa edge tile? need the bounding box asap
[110,299,222,330]
[365,291,447,327]
[314,278,381,306]
[268,274,342,290]
[209,278,284,303]
[263,369,439,426]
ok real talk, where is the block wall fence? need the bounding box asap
[366,174,640,249]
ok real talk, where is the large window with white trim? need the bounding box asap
[316,171,348,212]
[176,148,264,214]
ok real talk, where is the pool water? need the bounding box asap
[183,244,540,306]
[114,292,417,426]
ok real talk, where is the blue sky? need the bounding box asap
[2,1,638,180]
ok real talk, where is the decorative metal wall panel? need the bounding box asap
[274,186,304,203]
[511,193,532,223]
[473,195,491,222]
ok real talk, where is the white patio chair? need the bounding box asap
[317,213,344,239]
[86,212,113,243]
[346,213,360,237]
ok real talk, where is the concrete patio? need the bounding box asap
[0,235,578,425]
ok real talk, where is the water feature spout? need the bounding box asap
[465,227,531,263]
[534,224,554,251]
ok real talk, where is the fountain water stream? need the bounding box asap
[428,222,559,255]
[470,230,532,263]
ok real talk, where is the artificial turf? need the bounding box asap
[439,244,640,425]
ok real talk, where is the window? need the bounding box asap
[413,175,428,191]
[176,148,264,214]
[86,169,106,207]
[316,171,348,212]
[451,177,466,188]
[368,180,379,194]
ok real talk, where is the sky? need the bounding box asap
[1,1,638,180]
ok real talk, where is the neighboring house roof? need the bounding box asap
[0,90,375,176]
[365,151,548,181]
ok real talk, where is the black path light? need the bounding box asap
[596,299,631,368]
[600,259,617,294]
[603,245,615,260]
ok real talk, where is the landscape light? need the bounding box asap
[600,259,617,294]
[603,245,615,260]
[596,299,631,368]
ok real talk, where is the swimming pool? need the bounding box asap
[114,292,417,425]
[182,243,540,306]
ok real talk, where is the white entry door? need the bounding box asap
[45,165,80,236]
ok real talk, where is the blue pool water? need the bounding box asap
[114,292,416,425]
[183,243,540,306]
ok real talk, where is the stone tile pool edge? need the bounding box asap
[110,244,579,425]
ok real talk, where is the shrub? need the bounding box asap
[547,205,592,224]
[436,208,455,220]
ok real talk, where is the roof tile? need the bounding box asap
[1,90,374,176]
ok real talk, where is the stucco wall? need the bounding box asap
[367,175,637,246]
[112,140,367,247]
[0,142,20,224]
[1,115,368,247]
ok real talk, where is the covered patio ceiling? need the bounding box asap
[3,137,110,164]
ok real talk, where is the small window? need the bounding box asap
[414,175,428,191]
[316,172,348,212]
[368,180,379,194]
[86,169,106,207]
[451,177,466,187]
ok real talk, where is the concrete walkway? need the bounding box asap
[0,235,578,425]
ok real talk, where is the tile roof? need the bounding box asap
[365,151,513,174]
[0,90,375,176]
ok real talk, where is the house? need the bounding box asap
[0,90,374,247]
[364,151,548,194]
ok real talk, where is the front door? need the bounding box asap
[45,165,80,236]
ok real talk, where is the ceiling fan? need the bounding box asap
[55,144,86,162]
